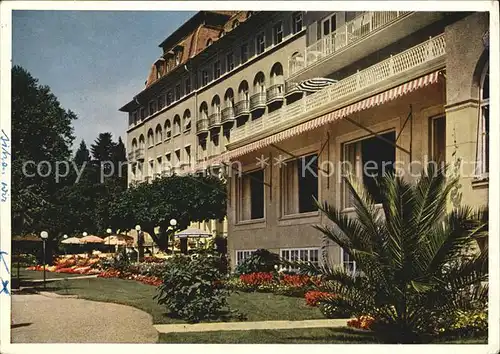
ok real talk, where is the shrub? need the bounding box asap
[433,309,488,337]
[319,302,352,319]
[155,253,232,323]
[235,249,280,274]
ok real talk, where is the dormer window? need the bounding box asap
[175,50,182,66]
[232,20,240,29]
[206,38,213,47]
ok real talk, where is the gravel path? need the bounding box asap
[11,294,158,343]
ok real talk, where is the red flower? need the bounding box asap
[239,272,274,285]
[304,291,334,306]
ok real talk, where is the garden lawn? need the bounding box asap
[16,269,92,281]
[159,328,487,344]
[51,277,323,324]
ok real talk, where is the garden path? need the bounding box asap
[11,293,158,343]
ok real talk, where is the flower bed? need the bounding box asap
[347,315,375,330]
[25,255,103,275]
[98,269,163,286]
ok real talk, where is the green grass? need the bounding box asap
[50,277,323,324]
[15,268,92,281]
[159,328,488,344]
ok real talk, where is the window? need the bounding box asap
[206,38,213,47]
[175,50,182,66]
[149,101,156,116]
[155,124,163,143]
[158,95,165,110]
[236,250,256,266]
[166,91,173,106]
[237,169,265,221]
[342,131,396,208]
[183,110,192,132]
[202,70,209,86]
[173,115,181,136]
[185,76,191,94]
[282,154,319,215]
[165,120,172,139]
[174,149,181,167]
[430,116,446,164]
[256,33,265,54]
[156,157,162,174]
[476,63,489,177]
[273,22,283,45]
[226,52,234,71]
[184,146,191,166]
[175,84,181,101]
[165,153,171,168]
[321,14,337,37]
[292,12,303,34]
[147,129,154,147]
[341,249,357,275]
[140,107,146,120]
[133,111,138,124]
[281,248,320,271]
[240,43,249,63]
[232,20,240,29]
[213,60,221,80]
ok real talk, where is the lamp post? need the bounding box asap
[63,234,68,255]
[40,231,49,289]
[135,225,143,263]
[106,228,112,254]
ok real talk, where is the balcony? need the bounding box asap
[284,81,302,98]
[144,176,152,184]
[208,112,221,129]
[231,35,446,144]
[249,92,266,112]
[288,11,443,81]
[234,100,250,117]
[266,84,285,104]
[221,106,235,125]
[196,118,209,135]
[135,147,145,161]
[127,151,135,161]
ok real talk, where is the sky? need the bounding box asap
[12,10,196,152]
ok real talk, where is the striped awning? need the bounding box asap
[200,70,442,166]
[297,78,338,93]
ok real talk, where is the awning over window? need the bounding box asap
[202,70,442,166]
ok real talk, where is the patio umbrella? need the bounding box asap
[175,228,213,239]
[79,235,104,244]
[102,235,133,246]
[61,237,83,244]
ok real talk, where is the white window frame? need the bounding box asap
[340,248,357,276]
[236,168,266,223]
[273,21,283,45]
[476,61,489,179]
[429,115,446,164]
[292,12,303,34]
[235,249,257,267]
[280,247,320,271]
[256,32,265,55]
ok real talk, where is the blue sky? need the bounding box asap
[12,10,195,151]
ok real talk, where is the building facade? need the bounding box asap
[121,11,490,269]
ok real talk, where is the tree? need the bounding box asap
[90,132,116,163]
[11,66,76,237]
[74,140,91,167]
[108,174,227,253]
[307,164,488,343]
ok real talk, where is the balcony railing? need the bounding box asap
[289,11,412,75]
[196,118,209,134]
[266,84,285,103]
[208,112,221,128]
[234,100,250,117]
[250,92,266,111]
[232,34,445,143]
[135,147,145,160]
[284,81,302,97]
[221,106,235,123]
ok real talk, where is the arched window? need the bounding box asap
[199,101,208,120]
[155,124,163,143]
[139,134,145,150]
[131,138,138,150]
[173,115,181,136]
[289,51,304,74]
[270,62,284,86]
[253,71,266,93]
[238,80,249,101]
[224,88,235,107]
[476,61,489,177]
[147,129,154,147]
[183,109,192,132]
[165,119,172,139]
[211,95,221,114]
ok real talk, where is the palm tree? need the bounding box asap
[309,164,488,343]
